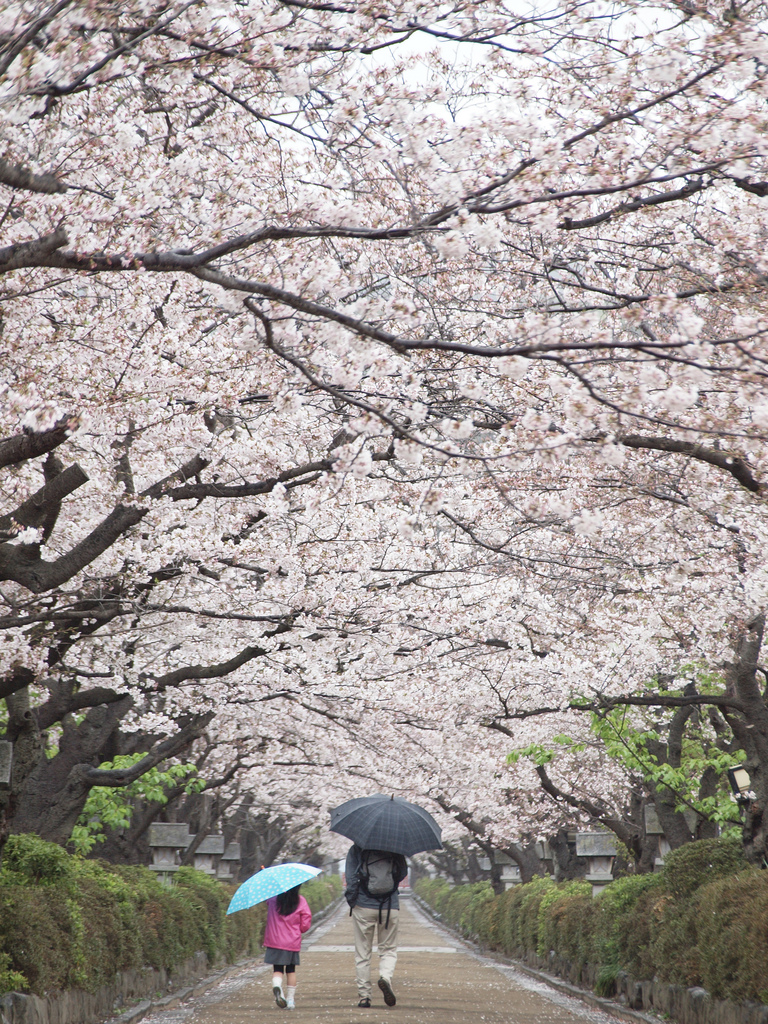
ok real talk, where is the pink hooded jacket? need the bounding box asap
[263,895,312,952]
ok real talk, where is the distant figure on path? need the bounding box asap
[344,844,408,1008]
[263,884,312,1009]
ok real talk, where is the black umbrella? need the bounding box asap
[329,794,442,856]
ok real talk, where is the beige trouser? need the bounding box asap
[351,906,399,1000]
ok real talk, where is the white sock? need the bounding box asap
[286,986,296,1007]
[272,974,284,991]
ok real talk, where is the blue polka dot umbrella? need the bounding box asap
[226,863,321,915]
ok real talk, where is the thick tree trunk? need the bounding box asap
[5,698,131,845]
[423,841,472,884]
[464,842,487,883]
[502,840,547,884]
[1,679,212,855]
[238,812,291,880]
[549,829,586,880]
[724,615,768,867]
[652,788,694,850]
[488,856,505,895]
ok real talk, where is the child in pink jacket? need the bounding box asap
[264,884,312,1009]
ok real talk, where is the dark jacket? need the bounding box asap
[344,845,408,913]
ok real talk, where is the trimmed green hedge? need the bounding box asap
[415,836,768,1004]
[0,834,341,996]
[301,873,343,914]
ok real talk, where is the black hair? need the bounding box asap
[277,884,301,916]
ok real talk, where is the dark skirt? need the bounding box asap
[264,948,301,966]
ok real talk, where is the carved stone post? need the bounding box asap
[148,822,193,884]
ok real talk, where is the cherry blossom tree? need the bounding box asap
[3,0,768,866]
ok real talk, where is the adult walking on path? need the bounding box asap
[139,898,621,1024]
[329,793,443,1010]
[344,845,408,1008]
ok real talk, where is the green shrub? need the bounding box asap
[0,881,75,993]
[301,873,342,913]
[174,867,230,963]
[411,839,768,1005]
[507,875,555,957]
[662,834,747,901]
[417,877,452,916]
[2,834,74,886]
[536,880,592,959]
[693,868,768,1002]
[593,873,664,990]
[0,952,25,994]
[489,887,516,953]
[439,881,490,936]
[475,887,505,949]
[633,835,751,988]
[0,838,347,996]
[460,882,495,938]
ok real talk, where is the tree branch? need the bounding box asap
[618,435,764,494]
[487,690,743,724]
[0,503,147,591]
[36,686,127,733]
[141,454,211,499]
[0,418,75,469]
[164,452,390,501]
[534,764,637,847]
[0,227,68,273]
[148,623,294,691]
[0,463,88,540]
[0,665,35,704]
[0,0,74,77]
[561,179,705,231]
[0,157,67,194]
[80,713,215,787]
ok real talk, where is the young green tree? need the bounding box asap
[70,755,205,856]
[508,669,745,870]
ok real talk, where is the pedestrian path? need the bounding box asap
[141,898,620,1024]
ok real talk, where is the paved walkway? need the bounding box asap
[142,898,620,1024]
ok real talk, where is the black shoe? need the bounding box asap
[358,998,371,1007]
[378,978,396,1007]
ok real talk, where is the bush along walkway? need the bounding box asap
[0,834,342,1024]
[414,836,768,1024]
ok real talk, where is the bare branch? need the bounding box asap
[618,435,764,494]
[0,418,75,469]
[0,227,68,273]
[0,157,67,194]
